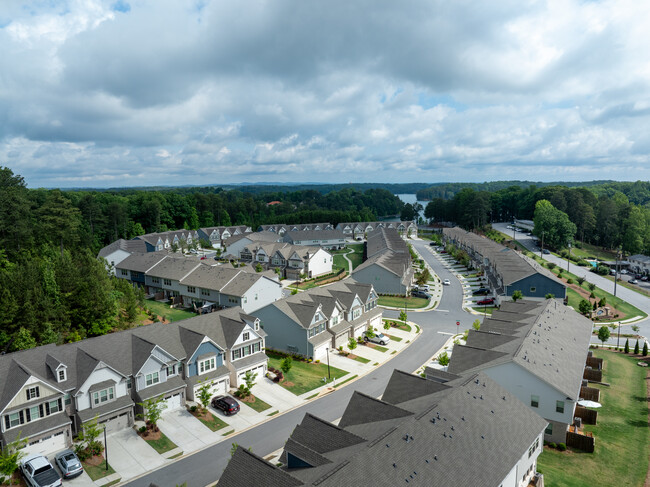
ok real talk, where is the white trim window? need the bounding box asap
[146,372,160,386]
[58,369,66,382]
[243,332,250,341]
[199,357,216,374]
[92,387,115,406]
[26,386,40,401]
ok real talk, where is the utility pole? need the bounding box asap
[614,249,620,297]
[566,243,571,272]
[540,231,545,258]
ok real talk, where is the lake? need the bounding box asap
[395,193,428,219]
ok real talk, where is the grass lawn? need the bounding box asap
[570,242,616,261]
[351,355,371,364]
[192,410,229,432]
[346,244,365,269]
[333,375,358,388]
[538,350,649,487]
[83,458,116,481]
[267,351,348,395]
[471,306,496,314]
[143,431,178,454]
[144,299,197,322]
[364,343,388,353]
[383,319,411,332]
[333,254,348,271]
[389,335,403,342]
[240,395,272,413]
[378,296,429,309]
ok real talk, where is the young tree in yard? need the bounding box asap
[578,299,592,315]
[624,339,630,354]
[244,370,258,394]
[280,356,293,374]
[592,300,598,311]
[384,320,391,332]
[588,282,596,292]
[577,276,585,286]
[0,434,27,483]
[76,416,104,456]
[399,310,408,324]
[643,341,648,356]
[365,326,375,339]
[437,351,450,366]
[597,326,611,346]
[511,290,523,302]
[196,379,215,412]
[634,339,640,355]
[472,319,481,331]
[598,297,607,308]
[348,337,357,352]
[137,397,168,431]
[545,293,555,299]
[632,325,640,334]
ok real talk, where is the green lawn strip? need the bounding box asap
[222,429,235,436]
[332,254,348,270]
[391,350,397,355]
[333,375,358,388]
[143,431,178,454]
[570,243,616,261]
[168,452,183,459]
[378,296,429,309]
[267,411,279,416]
[103,480,121,487]
[267,352,348,395]
[240,395,272,413]
[471,306,496,314]
[351,355,371,364]
[193,411,228,432]
[389,335,403,342]
[373,362,379,366]
[538,350,649,487]
[364,344,388,353]
[82,458,116,481]
[383,319,411,332]
[144,299,197,322]
[306,393,319,400]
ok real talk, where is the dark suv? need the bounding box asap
[472,288,490,296]
[211,395,240,415]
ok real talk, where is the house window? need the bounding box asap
[26,387,40,401]
[163,279,172,286]
[556,401,565,414]
[92,387,115,406]
[254,321,259,331]
[528,437,539,458]
[352,308,361,320]
[127,379,132,390]
[64,394,71,405]
[530,287,536,293]
[120,269,128,276]
[146,372,160,387]
[545,423,553,435]
[531,395,539,408]
[243,332,250,341]
[255,293,258,301]
[48,399,60,414]
[58,369,66,382]
[187,286,196,293]
[166,365,176,377]
[8,412,21,428]
[152,277,160,284]
[199,357,216,374]
[232,349,242,360]
[201,288,210,296]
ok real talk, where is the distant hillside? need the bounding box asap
[416,181,614,200]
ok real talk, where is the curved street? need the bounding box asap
[123,238,474,487]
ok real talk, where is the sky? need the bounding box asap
[2,0,650,188]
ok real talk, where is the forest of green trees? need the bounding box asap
[0,167,407,352]
[424,183,650,254]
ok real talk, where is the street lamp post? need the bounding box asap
[617,321,621,349]
[325,347,331,380]
[614,249,621,297]
[566,243,571,272]
[540,231,545,258]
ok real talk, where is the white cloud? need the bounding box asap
[1,0,650,187]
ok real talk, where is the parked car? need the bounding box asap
[411,289,431,299]
[477,297,495,306]
[417,284,430,291]
[642,276,649,281]
[363,332,390,346]
[472,288,490,296]
[429,242,436,246]
[542,249,551,254]
[54,450,83,480]
[211,395,240,415]
[20,454,62,487]
[629,279,639,284]
[442,279,451,286]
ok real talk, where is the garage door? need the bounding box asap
[353,325,366,339]
[162,392,183,412]
[99,411,130,434]
[236,365,266,386]
[313,344,328,361]
[25,430,67,456]
[369,315,381,329]
[334,333,348,349]
[194,379,227,400]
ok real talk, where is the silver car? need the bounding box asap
[364,332,390,346]
[54,450,83,480]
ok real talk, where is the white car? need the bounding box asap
[418,284,430,291]
[443,279,451,286]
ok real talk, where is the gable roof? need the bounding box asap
[338,391,413,428]
[115,252,168,273]
[98,238,148,258]
[219,447,304,487]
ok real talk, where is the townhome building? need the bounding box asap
[253,280,381,360]
[282,229,347,249]
[351,228,414,296]
[198,226,253,249]
[134,229,201,252]
[336,221,417,239]
[258,223,333,236]
[115,253,282,313]
[443,227,567,301]
[628,254,650,276]
[0,308,265,457]
[98,238,148,273]
[220,368,547,487]
[239,243,333,280]
[437,299,593,444]
[224,231,284,259]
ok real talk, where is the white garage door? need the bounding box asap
[369,315,381,329]
[313,344,328,361]
[194,379,227,400]
[353,325,366,339]
[25,431,67,456]
[162,392,182,412]
[236,365,266,386]
[100,411,130,434]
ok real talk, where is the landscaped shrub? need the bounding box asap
[634,340,640,354]
[625,339,630,354]
[557,443,567,451]
[549,442,557,449]
[139,425,147,433]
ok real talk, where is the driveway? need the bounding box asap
[157,408,214,453]
[106,428,165,480]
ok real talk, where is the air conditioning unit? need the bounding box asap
[574,417,582,428]
[582,379,588,387]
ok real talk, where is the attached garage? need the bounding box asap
[192,378,227,400]
[24,430,68,456]
[236,364,266,386]
[99,411,131,434]
[312,344,328,361]
[334,331,349,349]
[369,314,381,329]
[353,324,367,339]
[161,391,184,412]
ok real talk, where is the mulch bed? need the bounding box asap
[565,280,624,319]
[84,454,106,467]
[240,395,260,404]
[138,427,162,441]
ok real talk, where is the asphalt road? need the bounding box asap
[492,222,650,334]
[123,239,474,487]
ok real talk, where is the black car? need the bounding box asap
[411,289,431,299]
[429,242,436,246]
[472,288,490,296]
[211,395,240,415]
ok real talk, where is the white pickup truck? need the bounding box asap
[20,454,62,487]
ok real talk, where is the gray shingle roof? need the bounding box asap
[115,252,168,273]
[338,391,413,429]
[284,229,345,242]
[98,239,147,258]
[219,447,304,487]
[146,257,203,281]
[77,394,134,422]
[2,412,71,444]
[381,370,450,406]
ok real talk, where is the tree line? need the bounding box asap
[424,184,650,254]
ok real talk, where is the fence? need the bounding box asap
[574,405,598,425]
[586,355,603,370]
[580,386,601,402]
[566,430,595,452]
[583,368,603,382]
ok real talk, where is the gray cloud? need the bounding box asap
[1,0,650,187]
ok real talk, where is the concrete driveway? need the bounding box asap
[157,408,214,453]
[106,428,165,480]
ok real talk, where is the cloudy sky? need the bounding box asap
[2,0,650,188]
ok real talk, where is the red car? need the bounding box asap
[477,297,494,306]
